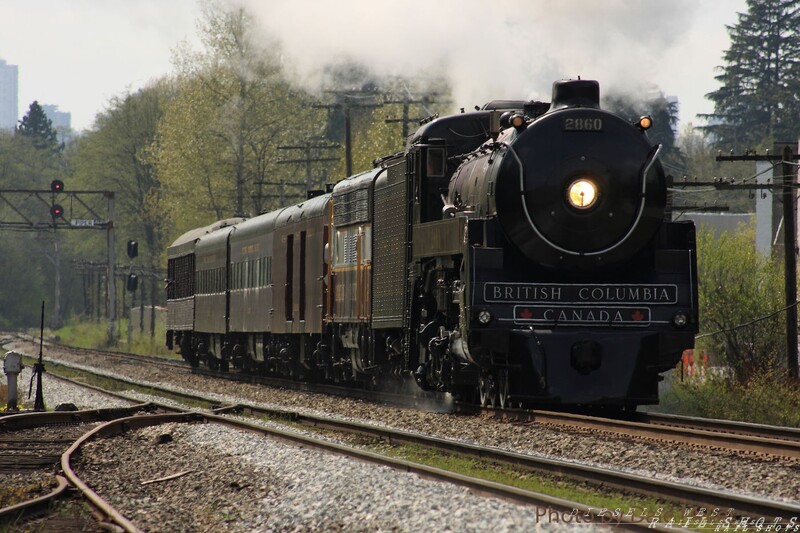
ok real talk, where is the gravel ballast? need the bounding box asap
[76,421,573,532]
[7,340,800,507]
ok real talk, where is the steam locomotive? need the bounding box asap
[166,79,698,408]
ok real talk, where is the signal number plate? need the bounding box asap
[563,117,603,131]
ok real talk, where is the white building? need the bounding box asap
[0,58,19,130]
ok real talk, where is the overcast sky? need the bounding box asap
[0,0,748,134]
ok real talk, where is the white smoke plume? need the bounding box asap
[237,0,701,111]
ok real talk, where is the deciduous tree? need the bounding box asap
[156,1,321,237]
[71,79,175,280]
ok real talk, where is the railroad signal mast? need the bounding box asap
[0,181,117,344]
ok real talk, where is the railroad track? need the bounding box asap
[7,333,800,464]
[14,335,800,458]
[33,368,800,528]
[0,404,169,531]
[0,373,680,531]
[9,334,800,430]
[480,408,800,459]
[4,336,799,517]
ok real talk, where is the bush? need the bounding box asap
[51,316,173,357]
[658,370,800,427]
[695,224,786,383]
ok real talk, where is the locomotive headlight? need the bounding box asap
[566,179,599,210]
[477,309,493,325]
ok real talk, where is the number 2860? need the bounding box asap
[563,118,603,131]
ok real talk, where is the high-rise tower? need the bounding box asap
[0,58,19,130]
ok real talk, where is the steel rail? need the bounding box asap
[26,362,800,527]
[10,337,800,456]
[15,334,799,445]
[638,411,800,442]
[60,411,686,531]
[0,404,168,529]
[0,475,70,523]
[523,409,800,459]
[216,403,800,523]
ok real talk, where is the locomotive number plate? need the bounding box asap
[563,117,603,131]
[514,305,650,326]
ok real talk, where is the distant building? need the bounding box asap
[0,58,19,130]
[41,104,72,143]
[674,212,754,236]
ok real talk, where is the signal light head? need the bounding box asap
[50,204,64,218]
[50,179,64,193]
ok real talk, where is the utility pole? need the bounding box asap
[277,141,340,190]
[781,145,798,379]
[316,91,382,177]
[106,192,116,344]
[711,145,800,378]
[384,88,440,142]
[252,181,306,209]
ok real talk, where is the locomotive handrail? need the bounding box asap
[583,143,661,257]
[507,140,661,257]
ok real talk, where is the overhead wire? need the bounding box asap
[696,300,800,339]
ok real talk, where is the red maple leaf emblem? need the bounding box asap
[519,308,533,320]
[631,310,645,321]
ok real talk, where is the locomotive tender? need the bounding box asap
[166,79,698,408]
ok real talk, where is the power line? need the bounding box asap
[696,300,800,339]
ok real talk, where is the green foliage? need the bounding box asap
[71,79,174,268]
[156,2,322,240]
[0,128,66,328]
[0,125,65,190]
[701,0,800,149]
[657,371,800,427]
[53,316,173,357]
[695,225,785,383]
[603,88,681,167]
[0,234,51,328]
[16,100,61,152]
[671,124,754,213]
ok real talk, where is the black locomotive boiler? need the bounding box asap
[166,79,698,409]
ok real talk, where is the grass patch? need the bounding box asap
[0,479,55,508]
[375,441,688,524]
[655,371,800,427]
[46,316,176,359]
